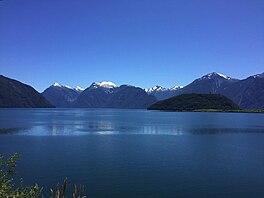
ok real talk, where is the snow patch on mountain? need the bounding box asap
[201,72,231,80]
[89,81,118,94]
[217,73,230,79]
[53,82,62,87]
[64,85,72,89]
[51,83,84,92]
[169,85,183,90]
[145,86,166,93]
[74,86,85,91]
[145,85,183,94]
[253,72,264,79]
[91,81,117,89]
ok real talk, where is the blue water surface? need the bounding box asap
[0,108,264,197]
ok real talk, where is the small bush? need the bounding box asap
[0,153,86,198]
[0,153,42,197]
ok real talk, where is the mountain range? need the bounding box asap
[144,85,183,100]
[42,81,156,109]
[170,72,264,109]
[0,72,263,109]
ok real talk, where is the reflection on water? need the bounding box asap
[3,125,264,136]
[0,108,264,136]
[0,127,30,135]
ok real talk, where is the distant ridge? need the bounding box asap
[74,83,156,109]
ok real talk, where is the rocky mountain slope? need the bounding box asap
[0,75,53,108]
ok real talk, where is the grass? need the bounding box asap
[49,178,86,198]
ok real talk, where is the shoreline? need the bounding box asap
[148,109,264,114]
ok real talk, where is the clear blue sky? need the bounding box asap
[1,0,263,92]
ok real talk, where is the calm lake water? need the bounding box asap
[0,108,264,197]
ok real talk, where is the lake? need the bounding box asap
[0,108,264,197]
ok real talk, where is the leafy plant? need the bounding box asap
[0,153,86,198]
[0,153,42,197]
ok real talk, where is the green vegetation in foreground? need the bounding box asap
[0,153,41,197]
[0,153,86,198]
[148,93,241,111]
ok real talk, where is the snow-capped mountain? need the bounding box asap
[52,82,85,92]
[40,71,264,109]
[169,85,183,91]
[144,86,167,93]
[74,86,85,92]
[145,85,183,93]
[145,72,237,101]
[88,81,118,94]
[145,85,183,100]
[90,81,117,89]
[42,83,84,107]
[43,81,156,108]
[199,72,233,80]
[176,72,239,95]
[52,82,61,87]
[75,84,156,108]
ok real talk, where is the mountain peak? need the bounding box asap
[145,86,166,93]
[91,81,117,89]
[201,72,231,80]
[169,85,183,90]
[52,82,62,87]
[51,83,84,92]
